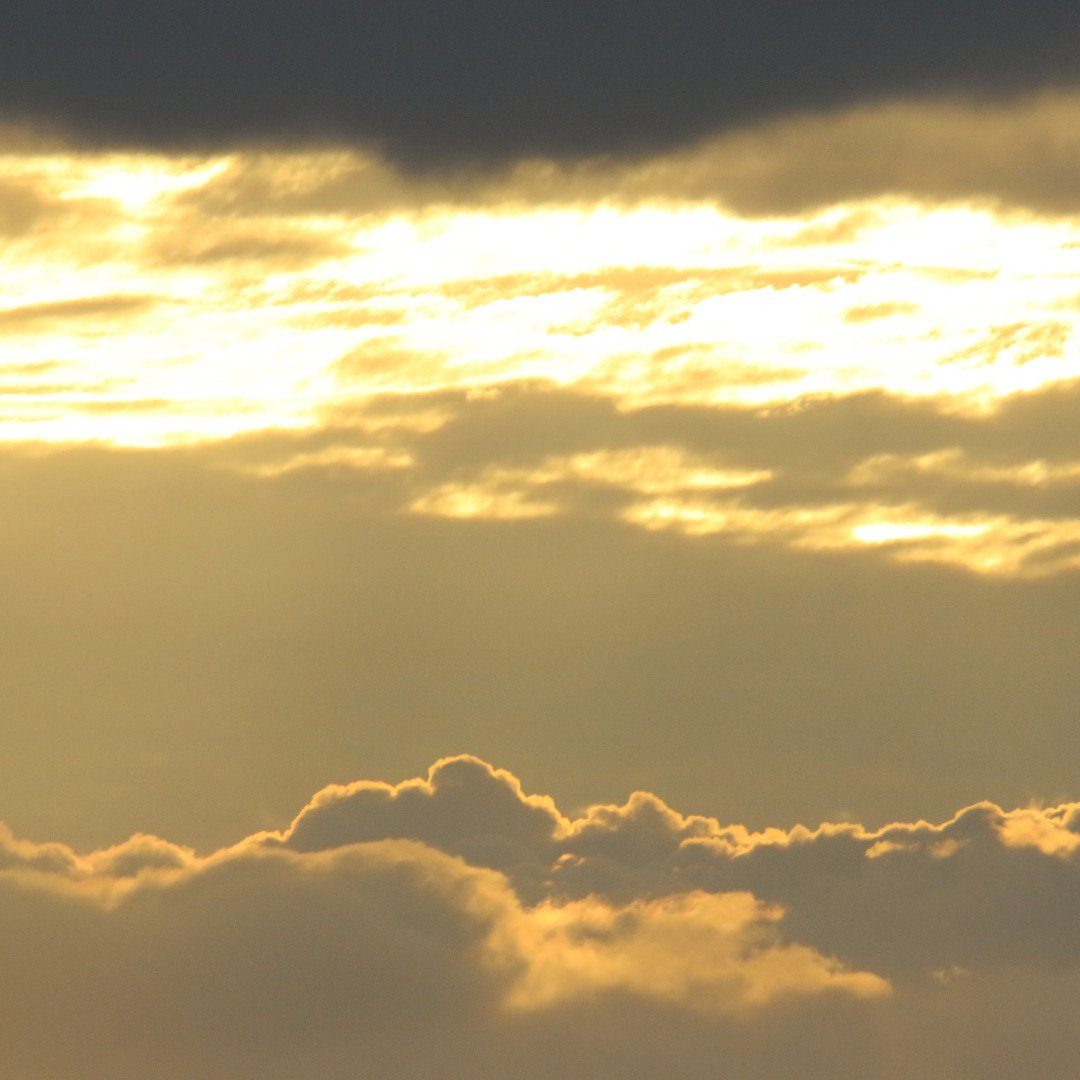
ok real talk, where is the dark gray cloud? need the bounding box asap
[3,2,1080,166]
[72,97,1080,221]
[156,109,1080,219]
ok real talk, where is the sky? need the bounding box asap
[3,3,1080,1077]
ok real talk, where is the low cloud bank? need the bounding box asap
[3,756,1079,1078]
[279,756,1080,977]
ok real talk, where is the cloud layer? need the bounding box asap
[3,756,1079,1079]
[279,756,1080,980]
[4,1,1080,165]
[6,105,1080,578]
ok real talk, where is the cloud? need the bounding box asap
[0,820,80,875]
[358,382,1080,576]
[0,794,886,1079]
[143,220,349,269]
[277,757,1080,983]
[6,131,1080,453]
[504,890,888,1014]
[3,2,1080,166]
[95,92,1080,219]
[558,92,1080,215]
[0,176,62,236]
[0,838,515,1079]
[283,756,566,884]
[0,294,159,331]
[7,757,1080,1077]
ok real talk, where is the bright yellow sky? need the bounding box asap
[5,144,1080,443]
[5,126,1080,577]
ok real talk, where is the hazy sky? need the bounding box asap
[4,4,1080,1078]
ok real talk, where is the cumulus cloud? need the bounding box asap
[283,756,566,889]
[4,756,1080,1077]
[0,783,886,1079]
[0,838,513,1079]
[274,757,1080,984]
[269,757,1080,983]
[504,890,888,1014]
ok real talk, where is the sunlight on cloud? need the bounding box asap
[623,499,854,541]
[848,448,1080,488]
[623,497,1080,578]
[505,891,890,1014]
[409,447,773,522]
[59,156,230,211]
[4,120,1080,448]
[411,482,560,521]
[843,512,1080,577]
[6,101,1080,576]
[995,808,1080,857]
[550,447,773,493]
[411,462,1080,579]
[238,444,415,478]
[851,521,989,543]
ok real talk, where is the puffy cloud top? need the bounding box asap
[3,756,1080,1077]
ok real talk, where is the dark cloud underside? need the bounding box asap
[4,2,1080,164]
